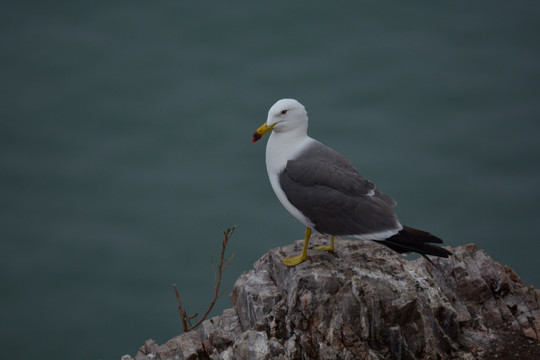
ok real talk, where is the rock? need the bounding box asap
[123,235,540,359]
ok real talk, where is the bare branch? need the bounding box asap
[173,226,236,332]
[173,283,188,332]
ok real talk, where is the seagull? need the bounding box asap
[252,98,451,266]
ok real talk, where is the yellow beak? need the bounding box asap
[252,122,277,143]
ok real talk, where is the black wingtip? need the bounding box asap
[377,226,452,259]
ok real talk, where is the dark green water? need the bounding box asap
[1,1,539,359]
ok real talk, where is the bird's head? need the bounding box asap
[252,99,308,143]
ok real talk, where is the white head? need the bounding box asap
[266,98,308,131]
[252,99,309,143]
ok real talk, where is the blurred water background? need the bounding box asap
[1,1,539,359]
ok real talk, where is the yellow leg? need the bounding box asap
[282,227,311,266]
[315,235,335,252]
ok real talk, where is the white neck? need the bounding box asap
[266,131,312,174]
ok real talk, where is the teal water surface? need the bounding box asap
[1,2,539,359]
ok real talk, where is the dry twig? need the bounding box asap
[173,226,236,332]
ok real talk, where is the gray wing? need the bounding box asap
[279,141,400,236]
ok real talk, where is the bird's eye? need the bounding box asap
[280,110,288,115]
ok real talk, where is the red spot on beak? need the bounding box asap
[252,132,262,143]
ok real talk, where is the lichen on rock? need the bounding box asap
[124,235,540,359]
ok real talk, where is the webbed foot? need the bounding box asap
[315,235,335,252]
[282,253,308,266]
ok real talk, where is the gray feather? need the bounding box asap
[279,141,400,236]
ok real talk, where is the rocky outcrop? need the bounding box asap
[123,235,540,359]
